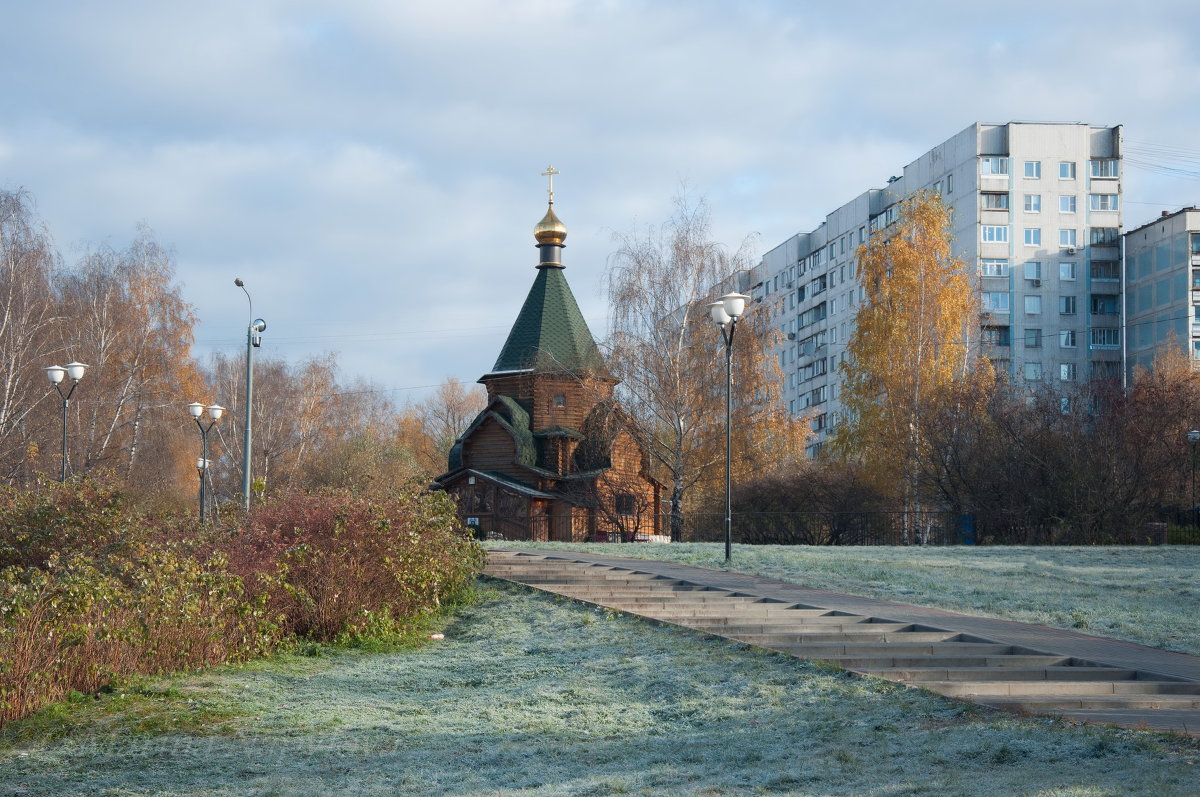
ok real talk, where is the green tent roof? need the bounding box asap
[489,266,605,375]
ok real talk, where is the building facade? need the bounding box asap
[753,122,1124,454]
[1124,208,1200,377]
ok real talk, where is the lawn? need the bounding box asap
[489,542,1200,655]
[1,582,1197,796]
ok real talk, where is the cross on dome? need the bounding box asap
[541,165,560,204]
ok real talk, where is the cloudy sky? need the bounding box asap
[2,1,1199,403]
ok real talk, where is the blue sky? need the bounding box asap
[2,1,1198,403]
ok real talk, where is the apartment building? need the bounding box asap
[1124,207,1200,377]
[753,122,1123,455]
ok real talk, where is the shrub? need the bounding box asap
[0,477,483,729]
[0,547,278,728]
[229,487,483,642]
[0,475,150,570]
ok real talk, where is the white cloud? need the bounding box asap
[1,0,1199,395]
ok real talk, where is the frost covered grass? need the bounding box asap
[1,582,1197,796]
[491,542,1200,655]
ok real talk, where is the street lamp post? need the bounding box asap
[1188,430,1200,528]
[44,362,88,482]
[234,278,266,510]
[708,292,751,563]
[188,402,224,522]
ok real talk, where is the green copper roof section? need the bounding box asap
[489,266,605,374]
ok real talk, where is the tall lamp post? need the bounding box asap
[708,292,751,563]
[1188,430,1200,528]
[234,278,266,510]
[44,362,88,482]
[188,402,224,522]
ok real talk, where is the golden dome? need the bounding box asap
[534,204,568,246]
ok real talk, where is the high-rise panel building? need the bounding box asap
[753,122,1123,455]
[1124,207,1200,377]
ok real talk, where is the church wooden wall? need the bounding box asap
[482,372,614,434]
[461,418,523,479]
[592,428,661,539]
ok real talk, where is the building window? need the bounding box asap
[947,173,954,193]
[1059,229,1077,248]
[980,157,1009,175]
[553,394,566,407]
[1059,161,1076,179]
[1090,295,1119,315]
[1024,362,1043,380]
[1059,195,1077,213]
[982,192,1009,210]
[1024,228,1041,246]
[1060,329,1077,348]
[1024,328,1042,348]
[1090,260,1119,281]
[1059,296,1077,315]
[1060,262,1077,281]
[982,225,1010,243]
[1191,233,1200,255]
[615,493,637,515]
[1089,194,1119,211]
[1089,159,1119,178]
[982,292,1011,312]
[1090,328,1120,348]
[1024,261,1043,280]
[1024,194,1041,212]
[1060,363,1077,382]
[1024,295,1042,314]
[1090,227,1120,246]
[1024,161,1041,178]
[982,326,1011,346]
[981,258,1010,277]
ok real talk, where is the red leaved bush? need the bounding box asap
[0,476,483,729]
[227,488,484,641]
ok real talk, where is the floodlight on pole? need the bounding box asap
[235,278,265,509]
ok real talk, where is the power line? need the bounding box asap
[192,317,609,348]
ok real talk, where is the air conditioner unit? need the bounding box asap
[1028,279,1042,288]
[1065,247,1076,255]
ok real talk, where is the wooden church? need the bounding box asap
[432,173,663,542]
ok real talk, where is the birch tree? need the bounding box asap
[832,190,982,522]
[605,195,804,541]
[57,227,202,489]
[0,191,61,480]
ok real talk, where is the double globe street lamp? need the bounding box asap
[188,402,224,523]
[44,362,89,482]
[708,292,751,562]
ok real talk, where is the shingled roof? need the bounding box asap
[489,265,605,375]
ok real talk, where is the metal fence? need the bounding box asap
[688,511,965,546]
[471,511,1193,546]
